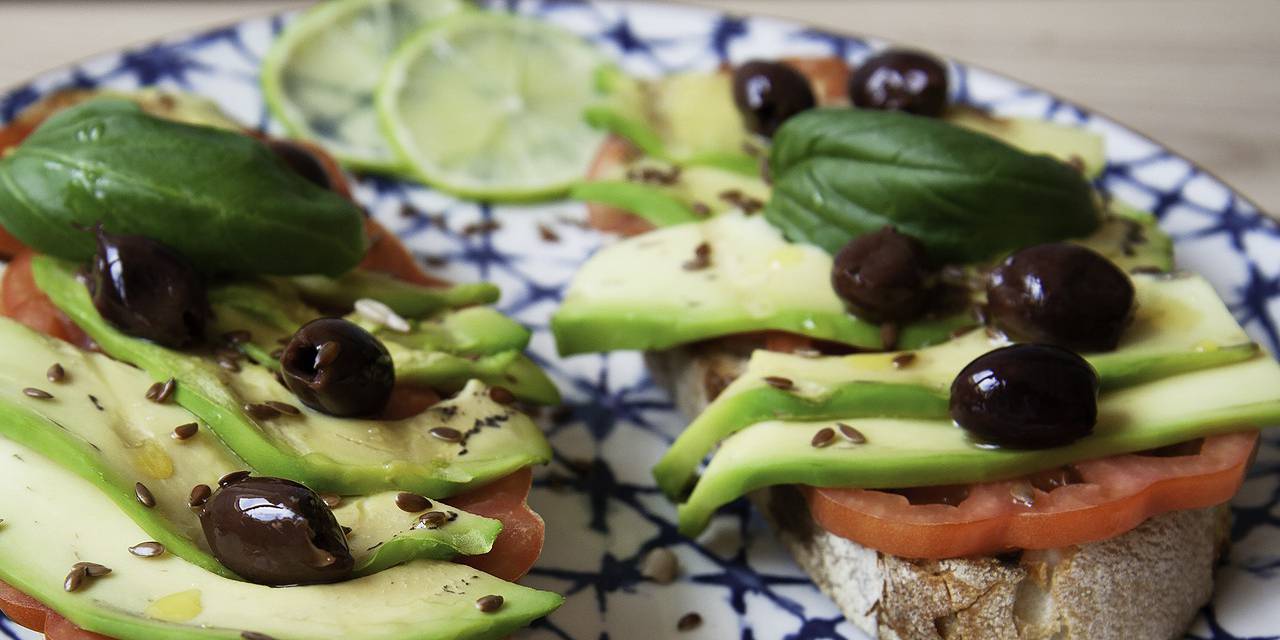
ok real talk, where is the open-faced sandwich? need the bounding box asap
[0,90,563,639]
[552,50,1280,639]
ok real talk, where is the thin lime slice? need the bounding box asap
[378,12,607,201]
[262,0,467,172]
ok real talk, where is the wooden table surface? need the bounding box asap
[1,0,1276,216]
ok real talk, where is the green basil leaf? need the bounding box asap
[0,99,365,276]
[764,108,1101,262]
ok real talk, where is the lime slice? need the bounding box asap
[377,12,607,201]
[262,0,467,172]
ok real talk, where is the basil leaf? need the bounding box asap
[764,108,1101,262]
[0,99,365,276]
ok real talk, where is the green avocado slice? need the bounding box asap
[552,212,975,354]
[33,257,553,497]
[289,269,499,319]
[207,278,559,404]
[676,358,1280,536]
[660,272,1280,535]
[0,433,562,640]
[0,318,509,578]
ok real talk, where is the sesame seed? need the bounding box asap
[395,492,432,513]
[135,482,156,508]
[837,423,867,444]
[810,427,836,448]
[188,484,212,508]
[475,595,504,613]
[172,423,199,441]
[129,542,166,558]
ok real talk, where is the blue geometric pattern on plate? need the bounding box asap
[1,1,1277,638]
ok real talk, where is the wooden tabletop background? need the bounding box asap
[1,0,1276,216]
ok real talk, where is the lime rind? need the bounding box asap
[261,0,468,173]
[377,12,608,202]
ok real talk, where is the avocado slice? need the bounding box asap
[289,269,498,319]
[207,278,559,404]
[947,106,1107,179]
[657,273,1280,535]
[652,272,1261,498]
[0,317,513,579]
[552,212,975,354]
[0,433,562,639]
[33,257,553,497]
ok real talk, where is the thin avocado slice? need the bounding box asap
[552,212,974,355]
[33,257,553,497]
[0,434,562,640]
[208,278,559,404]
[289,269,499,319]
[653,273,1261,499]
[0,318,509,578]
[676,357,1280,536]
[948,106,1107,179]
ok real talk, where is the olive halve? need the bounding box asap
[950,344,1099,449]
[198,475,353,586]
[848,49,949,117]
[268,139,333,191]
[88,228,210,348]
[830,226,935,323]
[280,318,394,417]
[731,60,817,137]
[987,243,1135,352]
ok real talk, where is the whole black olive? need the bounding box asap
[848,49,949,117]
[89,228,210,348]
[268,139,332,191]
[280,318,394,417]
[950,344,1098,449]
[830,226,935,323]
[731,60,817,137]
[198,475,353,586]
[987,243,1135,352]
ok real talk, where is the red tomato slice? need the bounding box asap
[359,217,450,288]
[449,468,545,582]
[1,250,92,347]
[0,579,47,632]
[805,431,1257,559]
[44,613,111,640]
[0,227,25,260]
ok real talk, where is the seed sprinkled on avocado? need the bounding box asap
[244,403,282,421]
[265,401,301,416]
[892,353,917,369]
[476,594,504,613]
[172,423,199,441]
[414,511,448,530]
[321,493,342,509]
[395,492,432,513]
[135,482,156,508]
[763,376,794,391]
[88,394,104,411]
[682,242,712,271]
[22,387,52,399]
[188,484,212,508]
[810,427,836,448]
[429,427,463,443]
[489,386,516,405]
[241,632,277,640]
[46,363,65,383]
[837,423,867,444]
[129,541,166,558]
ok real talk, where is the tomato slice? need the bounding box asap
[805,431,1257,559]
[781,56,851,104]
[0,579,48,632]
[448,468,545,582]
[1,250,92,348]
[44,613,111,640]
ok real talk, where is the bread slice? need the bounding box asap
[646,346,1230,640]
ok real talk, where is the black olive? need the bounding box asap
[198,475,353,586]
[731,60,817,137]
[280,318,394,417]
[848,49,949,117]
[987,243,1135,352]
[950,344,1098,448]
[88,228,210,348]
[830,226,935,323]
[268,139,332,191]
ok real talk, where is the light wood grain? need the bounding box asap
[0,0,1276,215]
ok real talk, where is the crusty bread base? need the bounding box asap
[646,346,1230,640]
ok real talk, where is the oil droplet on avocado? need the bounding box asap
[145,589,202,622]
[766,245,807,270]
[1194,340,1220,353]
[130,440,175,480]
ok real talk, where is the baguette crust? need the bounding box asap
[646,345,1230,640]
